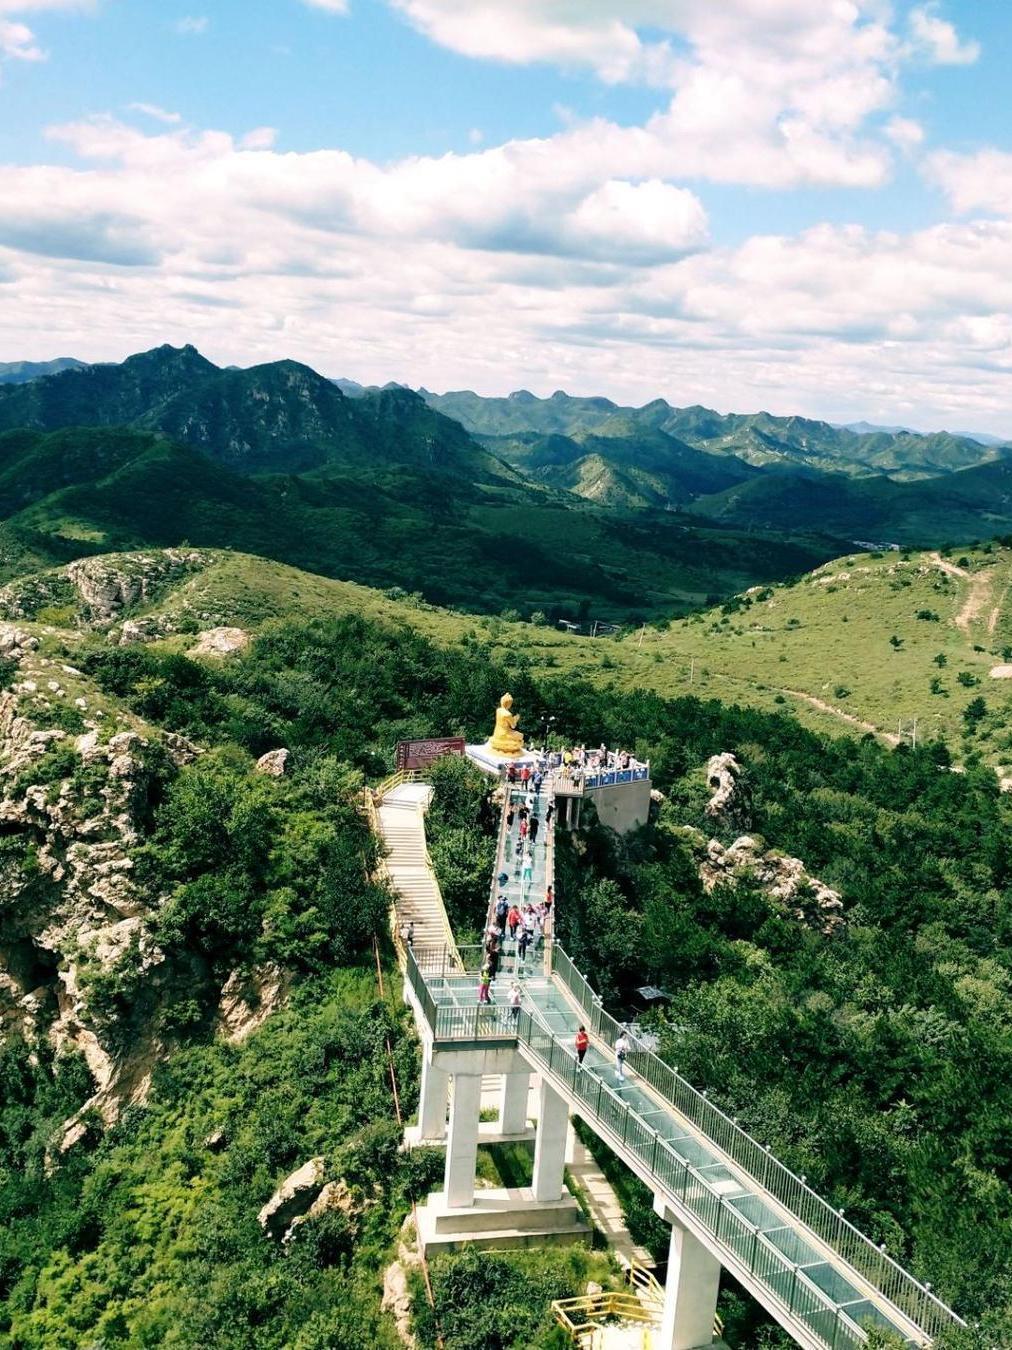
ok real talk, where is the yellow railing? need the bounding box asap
[552,1291,657,1349]
[372,767,421,801]
[552,1263,723,1347]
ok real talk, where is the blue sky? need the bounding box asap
[1,1,1011,431]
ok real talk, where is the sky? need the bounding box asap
[1,1,1011,433]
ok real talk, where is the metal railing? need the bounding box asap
[517,1012,874,1350]
[548,946,963,1343]
[405,941,963,1347]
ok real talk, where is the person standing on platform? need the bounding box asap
[529,814,540,845]
[509,981,522,1022]
[518,816,528,843]
[507,803,515,829]
[507,905,521,939]
[495,894,509,933]
[575,1025,589,1066]
[546,802,554,829]
[478,964,492,1004]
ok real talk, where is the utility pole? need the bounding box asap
[689,658,695,685]
[638,624,646,647]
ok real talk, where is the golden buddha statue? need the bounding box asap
[488,693,525,757]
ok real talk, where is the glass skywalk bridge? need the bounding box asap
[406,940,964,1350]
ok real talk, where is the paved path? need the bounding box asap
[566,1130,655,1271]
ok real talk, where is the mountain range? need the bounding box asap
[0,348,837,619]
[423,387,1010,490]
[4,345,1012,618]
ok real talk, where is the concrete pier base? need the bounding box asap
[415,1186,591,1255]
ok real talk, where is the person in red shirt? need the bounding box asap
[507,905,521,938]
[575,1025,589,1066]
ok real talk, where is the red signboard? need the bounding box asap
[396,736,466,771]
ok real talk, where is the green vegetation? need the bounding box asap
[0,425,834,621]
[2,542,1012,1344]
[0,971,426,1349]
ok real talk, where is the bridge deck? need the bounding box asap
[400,757,962,1350]
[410,945,960,1344]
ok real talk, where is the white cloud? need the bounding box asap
[0,1,96,72]
[2,113,1011,434]
[241,126,278,150]
[467,127,483,145]
[174,15,207,35]
[128,102,182,125]
[908,5,979,66]
[0,0,93,11]
[0,17,44,58]
[926,150,1012,218]
[566,179,707,262]
[884,116,924,152]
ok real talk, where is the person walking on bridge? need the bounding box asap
[507,905,521,939]
[575,1025,589,1066]
[614,1028,631,1083]
[529,814,540,845]
[478,964,492,1004]
[509,981,522,1023]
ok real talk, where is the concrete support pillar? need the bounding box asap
[532,1078,569,1202]
[418,1054,449,1141]
[498,1070,530,1135]
[444,1074,482,1209]
[657,1217,722,1350]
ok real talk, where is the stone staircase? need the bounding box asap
[376,783,457,958]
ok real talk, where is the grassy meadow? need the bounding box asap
[8,541,1012,775]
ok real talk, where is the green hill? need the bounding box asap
[692,457,1012,544]
[10,542,1012,778]
[0,356,87,384]
[0,427,837,619]
[482,424,757,509]
[0,345,512,482]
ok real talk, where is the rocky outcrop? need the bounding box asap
[382,1216,423,1349]
[685,829,844,934]
[255,748,289,776]
[0,623,40,661]
[216,963,289,1043]
[258,1157,327,1239]
[0,681,169,1139]
[705,752,741,819]
[66,551,209,623]
[190,626,250,657]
